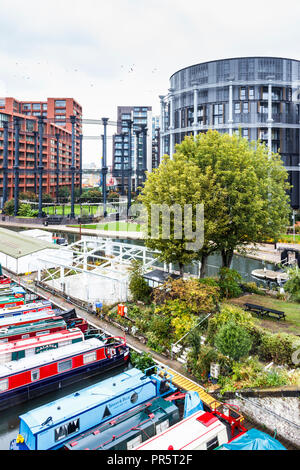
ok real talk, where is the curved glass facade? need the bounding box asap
[160,57,300,209]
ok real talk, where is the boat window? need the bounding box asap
[31,369,40,382]
[156,419,169,435]
[206,436,219,451]
[58,359,72,373]
[127,435,142,450]
[36,330,50,336]
[83,352,96,364]
[54,419,80,442]
[0,379,8,392]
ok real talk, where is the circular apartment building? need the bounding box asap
[159,57,300,209]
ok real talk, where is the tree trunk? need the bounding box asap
[199,254,208,278]
[179,262,185,278]
[221,249,234,268]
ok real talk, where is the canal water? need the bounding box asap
[0,364,131,450]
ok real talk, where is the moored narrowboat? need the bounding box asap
[0,328,84,363]
[0,295,25,309]
[0,317,68,343]
[0,300,52,319]
[10,365,176,450]
[134,401,247,451]
[63,391,203,451]
[64,397,181,451]
[1,335,129,412]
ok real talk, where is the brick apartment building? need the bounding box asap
[0,97,82,204]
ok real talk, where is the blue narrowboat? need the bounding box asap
[10,366,177,450]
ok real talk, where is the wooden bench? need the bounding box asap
[244,303,286,321]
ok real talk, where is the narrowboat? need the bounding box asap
[10,365,176,450]
[0,328,84,363]
[0,335,129,412]
[63,391,203,451]
[0,317,68,343]
[134,402,247,451]
[0,295,25,309]
[0,311,58,331]
[0,285,26,297]
[64,397,181,451]
[0,276,11,285]
[0,300,52,319]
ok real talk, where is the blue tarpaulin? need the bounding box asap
[183,391,204,418]
[219,428,286,450]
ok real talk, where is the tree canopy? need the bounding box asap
[139,130,291,274]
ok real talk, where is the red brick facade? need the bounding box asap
[0,97,82,200]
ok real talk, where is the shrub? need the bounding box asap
[206,304,255,346]
[18,203,34,217]
[241,281,266,295]
[2,199,15,215]
[128,260,152,304]
[188,344,232,381]
[130,351,155,371]
[284,266,300,303]
[214,321,253,361]
[218,267,242,299]
[153,278,220,315]
[258,331,300,366]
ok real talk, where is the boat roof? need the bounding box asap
[0,227,59,259]
[65,398,178,451]
[0,311,57,328]
[0,328,82,353]
[19,368,147,434]
[134,410,226,450]
[0,337,103,378]
[0,300,52,315]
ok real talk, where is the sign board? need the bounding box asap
[210,363,220,379]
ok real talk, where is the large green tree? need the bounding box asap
[177,130,291,268]
[138,152,227,276]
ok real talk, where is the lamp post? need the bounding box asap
[134,128,141,194]
[70,115,76,220]
[121,132,126,196]
[55,133,60,204]
[125,119,133,215]
[140,124,147,184]
[102,118,109,218]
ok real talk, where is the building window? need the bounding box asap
[32,104,41,110]
[55,100,66,107]
[240,87,246,100]
[242,102,249,114]
[242,129,249,139]
[249,87,254,100]
[58,359,72,373]
[0,99,5,107]
[234,103,241,114]
[213,104,224,124]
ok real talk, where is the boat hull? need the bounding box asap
[0,353,129,412]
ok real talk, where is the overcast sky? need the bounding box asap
[1,0,300,165]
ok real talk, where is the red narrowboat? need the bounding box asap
[0,336,129,411]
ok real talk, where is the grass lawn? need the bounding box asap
[44,205,115,216]
[229,294,300,334]
[70,221,142,232]
[278,234,300,244]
